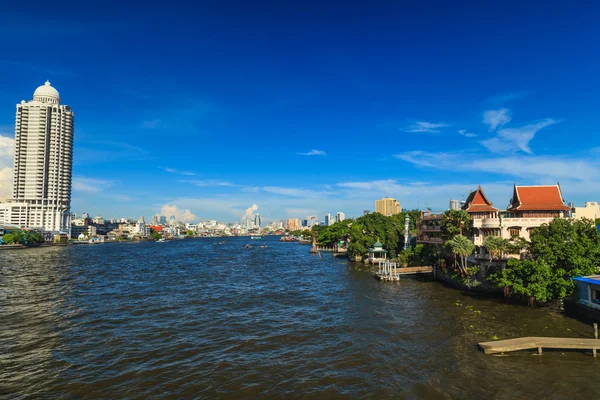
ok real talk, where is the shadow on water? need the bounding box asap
[1,237,599,399]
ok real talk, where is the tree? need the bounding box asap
[441,210,471,239]
[448,235,475,275]
[26,231,45,244]
[489,259,553,305]
[490,218,600,304]
[150,229,162,240]
[2,230,26,245]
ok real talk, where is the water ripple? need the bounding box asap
[1,237,599,399]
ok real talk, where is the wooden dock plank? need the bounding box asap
[479,337,600,354]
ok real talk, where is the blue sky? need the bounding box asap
[0,1,599,222]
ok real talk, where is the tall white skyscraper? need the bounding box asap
[336,212,345,223]
[0,81,74,233]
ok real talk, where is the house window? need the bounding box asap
[509,228,520,237]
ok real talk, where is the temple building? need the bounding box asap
[466,184,570,246]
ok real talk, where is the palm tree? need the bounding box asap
[485,236,501,262]
[450,235,475,275]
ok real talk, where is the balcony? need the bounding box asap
[417,235,444,244]
[420,225,441,232]
[472,217,555,229]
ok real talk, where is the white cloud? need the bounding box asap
[458,129,477,138]
[160,166,195,176]
[395,150,597,181]
[263,186,333,198]
[481,118,559,154]
[297,149,326,156]
[159,204,197,223]
[405,121,450,133]
[180,179,234,187]
[241,204,258,221]
[72,177,112,193]
[483,108,511,131]
[0,134,14,200]
[337,179,404,193]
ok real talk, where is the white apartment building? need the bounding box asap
[336,212,345,223]
[571,202,600,221]
[0,81,74,233]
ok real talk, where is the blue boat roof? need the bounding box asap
[573,276,600,285]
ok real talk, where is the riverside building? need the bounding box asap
[375,197,402,216]
[0,81,74,233]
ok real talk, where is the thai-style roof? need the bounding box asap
[507,184,570,211]
[462,186,498,212]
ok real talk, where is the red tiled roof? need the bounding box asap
[462,186,498,212]
[508,185,570,211]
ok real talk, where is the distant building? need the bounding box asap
[336,212,345,223]
[254,214,262,228]
[159,216,167,225]
[375,198,402,216]
[324,213,331,226]
[302,219,308,227]
[572,202,600,221]
[0,81,74,233]
[287,218,299,231]
[416,211,444,246]
[152,215,159,225]
[363,210,370,215]
[449,199,460,210]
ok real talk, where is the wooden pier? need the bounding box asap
[373,260,433,281]
[479,324,600,356]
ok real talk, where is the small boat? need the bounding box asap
[250,236,262,240]
[157,238,166,243]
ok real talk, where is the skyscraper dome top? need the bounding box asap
[33,80,60,104]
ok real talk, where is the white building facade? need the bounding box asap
[0,81,74,233]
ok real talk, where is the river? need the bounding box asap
[1,236,598,399]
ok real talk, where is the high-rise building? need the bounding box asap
[152,215,159,225]
[254,213,261,227]
[375,197,402,216]
[449,199,460,210]
[287,218,299,231]
[336,212,345,223]
[159,215,167,225]
[324,213,331,226]
[0,81,74,233]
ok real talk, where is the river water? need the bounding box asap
[1,236,598,399]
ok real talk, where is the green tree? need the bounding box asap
[26,231,45,244]
[150,229,162,240]
[441,210,471,239]
[489,259,553,305]
[490,218,600,304]
[2,230,26,245]
[448,235,475,275]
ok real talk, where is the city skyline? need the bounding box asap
[0,3,599,222]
